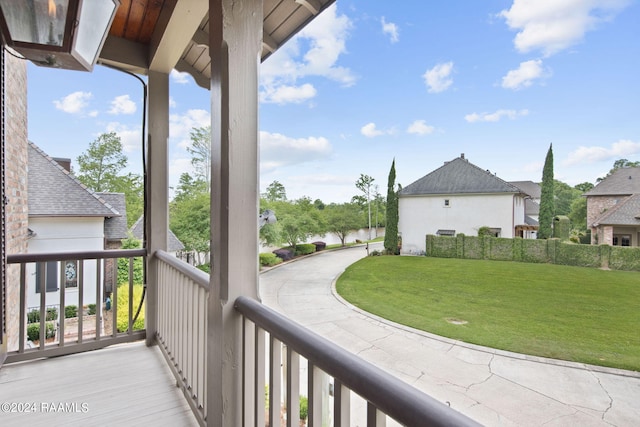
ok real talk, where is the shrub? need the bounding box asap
[87,304,96,315]
[116,283,145,333]
[273,248,293,261]
[294,244,315,256]
[27,322,56,342]
[311,241,326,251]
[27,307,58,324]
[299,396,308,421]
[197,263,210,273]
[259,253,282,267]
[117,236,144,285]
[370,250,382,256]
[65,305,78,319]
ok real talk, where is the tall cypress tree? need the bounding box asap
[538,144,555,239]
[384,159,399,254]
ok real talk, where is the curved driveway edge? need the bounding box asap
[259,243,640,426]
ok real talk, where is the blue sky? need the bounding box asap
[27,0,640,203]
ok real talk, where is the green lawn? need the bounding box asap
[336,256,640,371]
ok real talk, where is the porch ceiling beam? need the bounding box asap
[149,0,209,73]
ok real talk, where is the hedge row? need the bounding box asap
[262,241,327,267]
[425,234,640,271]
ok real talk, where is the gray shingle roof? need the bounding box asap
[592,194,640,226]
[584,167,640,196]
[399,156,523,196]
[98,193,129,240]
[28,142,119,217]
[130,216,185,252]
[510,181,541,199]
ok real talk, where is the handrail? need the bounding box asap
[7,248,147,263]
[235,295,481,427]
[155,250,209,290]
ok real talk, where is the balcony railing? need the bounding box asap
[6,249,147,363]
[155,250,480,427]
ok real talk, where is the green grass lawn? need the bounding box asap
[336,256,640,371]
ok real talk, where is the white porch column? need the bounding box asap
[207,0,262,424]
[145,70,169,346]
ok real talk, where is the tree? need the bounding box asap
[112,173,144,228]
[355,174,375,240]
[262,180,287,202]
[554,180,581,216]
[538,144,555,239]
[186,126,212,191]
[76,132,143,227]
[574,182,594,193]
[269,198,325,250]
[169,191,211,266]
[384,159,399,254]
[324,203,362,246]
[174,172,207,203]
[568,197,587,233]
[76,132,128,192]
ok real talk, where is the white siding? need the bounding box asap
[398,193,518,254]
[27,217,105,310]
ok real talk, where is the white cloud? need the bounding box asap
[108,95,137,115]
[169,109,211,150]
[260,83,317,104]
[423,62,454,93]
[407,120,435,135]
[501,59,549,90]
[105,122,142,153]
[260,131,332,172]
[360,122,394,138]
[381,17,399,43]
[260,4,355,105]
[53,91,92,114]
[499,0,630,56]
[465,109,529,123]
[170,69,191,84]
[564,139,640,165]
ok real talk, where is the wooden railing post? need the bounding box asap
[207,0,263,425]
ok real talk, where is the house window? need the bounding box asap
[444,199,450,207]
[613,235,631,246]
[64,260,78,288]
[35,261,58,293]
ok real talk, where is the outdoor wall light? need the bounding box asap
[0,0,119,71]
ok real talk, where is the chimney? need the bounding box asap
[53,157,71,173]
[460,153,465,160]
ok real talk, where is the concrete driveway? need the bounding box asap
[259,243,640,426]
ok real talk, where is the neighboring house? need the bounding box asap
[398,154,533,254]
[98,192,129,294]
[26,142,122,310]
[510,180,541,225]
[584,167,640,246]
[130,216,185,258]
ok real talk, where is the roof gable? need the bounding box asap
[592,194,640,226]
[400,156,522,196]
[510,181,541,199]
[28,142,119,217]
[99,193,129,240]
[584,167,640,196]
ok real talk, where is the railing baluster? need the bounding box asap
[367,402,386,427]
[286,347,300,427]
[95,259,101,340]
[308,363,324,427]
[255,325,266,427]
[243,317,256,427]
[333,379,350,427]
[270,335,282,427]
[18,263,26,353]
[78,260,84,344]
[58,261,65,346]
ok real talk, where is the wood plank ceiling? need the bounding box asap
[100,0,336,88]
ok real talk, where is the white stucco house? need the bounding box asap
[398,154,535,254]
[26,142,124,311]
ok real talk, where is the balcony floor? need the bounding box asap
[0,341,198,426]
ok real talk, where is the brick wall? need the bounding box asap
[4,52,28,352]
[586,195,620,245]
